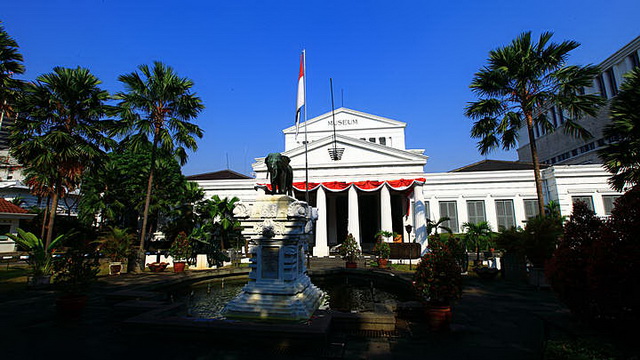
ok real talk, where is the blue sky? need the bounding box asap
[4,1,639,176]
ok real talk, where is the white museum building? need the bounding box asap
[191,108,623,257]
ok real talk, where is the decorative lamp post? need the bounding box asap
[405,224,413,270]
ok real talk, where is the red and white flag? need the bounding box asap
[295,50,305,140]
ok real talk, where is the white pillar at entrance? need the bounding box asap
[314,186,329,257]
[380,185,393,241]
[347,185,361,247]
[413,184,428,254]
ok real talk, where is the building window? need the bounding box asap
[359,138,366,141]
[424,202,431,220]
[439,201,459,233]
[550,107,558,127]
[466,200,486,224]
[495,199,516,230]
[523,199,540,220]
[378,137,386,146]
[630,52,640,68]
[596,74,608,99]
[0,224,10,240]
[606,68,618,97]
[602,195,620,215]
[368,138,376,143]
[572,196,594,212]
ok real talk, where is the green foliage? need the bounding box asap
[111,61,205,250]
[462,221,492,263]
[494,226,525,254]
[10,66,113,247]
[372,239,390,259]
[599,67,640,192]
[544,338,618,360]
[53,248,100,295]
[78,142,199,232]
[413,235,462,305]
[0,21,25,118]
[426,217,452,235]
[546,201,603,318]
[522,214,563,267]
[94,227,135,262]
[168,231,192,261]
[188,195,242,267]
[5,228,65,276]
[547,188,640,327]
[466,32,605,213]
[339,233,361,262]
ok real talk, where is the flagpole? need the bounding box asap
[303,49,309,204]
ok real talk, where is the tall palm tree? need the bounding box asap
[113,61,204,264]
[0,22,25,126]
[462,221,492,264]
[466,32,604,215]
[599,67,640,191]
[11,67,111,249]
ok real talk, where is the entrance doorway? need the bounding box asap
[359,192,380,253]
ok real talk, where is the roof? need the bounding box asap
[449,160,549,172]
[0,198,29,214]
[186,169,253,181]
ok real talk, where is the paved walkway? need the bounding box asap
[0,258,631,359]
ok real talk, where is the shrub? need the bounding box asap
[523,215,562,267]
[168,231,193,261]
[339,233,361,262]
[546,201,603,318]
[547,188,640,327]
[413,235,462,305]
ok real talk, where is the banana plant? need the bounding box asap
[6,228,65,276]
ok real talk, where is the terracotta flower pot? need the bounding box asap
[56,294,88,318]
[426,304,452,332]
[377,258,389,269]
[346,261,357,269]
[109,262,122,275]
[173,261,187,273]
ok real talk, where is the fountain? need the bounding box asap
[221,174,323,321]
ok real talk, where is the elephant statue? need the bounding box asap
[265,152,293,196]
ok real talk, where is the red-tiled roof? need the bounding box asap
[0,198,29,214]
[186,169,253,180]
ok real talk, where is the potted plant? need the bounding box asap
[339,233,361,268]
[6,228,65,287]
[53,248,100,317]
[146,262,169,272]
[94,227,134,275]
[168,231,192,272]
[522,215,562,287]
[373,238,391,268]
[413,235,462,331]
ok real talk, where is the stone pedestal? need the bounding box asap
[221,195,322,322]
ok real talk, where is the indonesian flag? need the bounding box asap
[295,51,305,140]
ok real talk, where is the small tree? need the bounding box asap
[462,221,492,265]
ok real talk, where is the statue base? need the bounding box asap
[222,195,322,322]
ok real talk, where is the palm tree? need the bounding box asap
[599,67,640,191]
[462,221,492,264]
[426,217,452,235]
[466,32,605,215]
[0,22,25,127]
[11,67,112,249]
[112,61,204,265]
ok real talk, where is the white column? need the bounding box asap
[314,186,329,257]
[380,185,393,240]
[413,184,428,253]
[327,196,337,246]
[485,195,498,232]
[347,186,361,247]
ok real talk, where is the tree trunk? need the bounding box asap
[45,190,60,250]
[138,133,159,269]
[40,196,50,240]
[525,112,546,216]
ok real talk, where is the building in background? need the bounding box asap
[517,35,640,165]
[192,108,622,257]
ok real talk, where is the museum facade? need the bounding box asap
[191,108,622,256]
